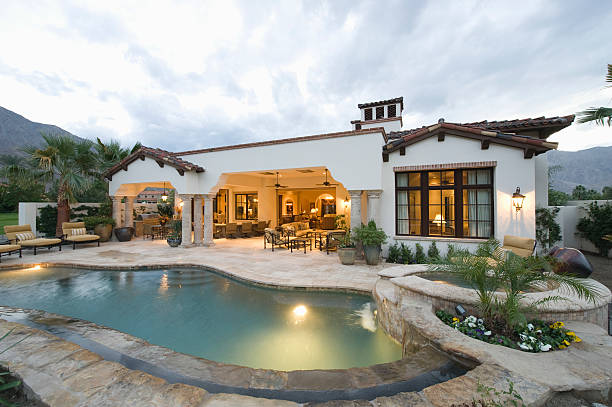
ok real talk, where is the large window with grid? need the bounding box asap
[395,168,494,238]
[235,193,258,220]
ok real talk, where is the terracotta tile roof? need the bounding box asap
[384,122,559,158]
[103,146,204,180]
[358,97,403,109]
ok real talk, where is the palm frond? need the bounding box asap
[606,63,612,86]
[577,107,612,126]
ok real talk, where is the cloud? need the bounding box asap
[0,0,610,152]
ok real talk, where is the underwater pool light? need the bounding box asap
[293,305,307,317]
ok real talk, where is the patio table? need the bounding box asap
[289,237,311,253]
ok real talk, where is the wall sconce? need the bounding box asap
[512,187,525,213]
[343,196,350,208]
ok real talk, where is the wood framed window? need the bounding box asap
[376,106,384,119]
[387,104,396,118]
[395,168,494,238]
[364,108,372,121]
[235,193,258,220]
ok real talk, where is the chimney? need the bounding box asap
[352,97,403,133]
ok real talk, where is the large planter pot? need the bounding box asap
[114,227,134,242]
[363,245,381,265]
[94,224,113,242]
[167,237,182,247]
[337,247,356,265]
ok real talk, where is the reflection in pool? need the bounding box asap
[0,267,401,371]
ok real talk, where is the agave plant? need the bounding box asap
[430,238,602,335]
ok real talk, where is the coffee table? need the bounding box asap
[289,237,311,253]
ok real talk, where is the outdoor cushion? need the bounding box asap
[16,232,35,242]
[502,235,535,258]
[65,234,99,242]
[71,228,87,236]
[4,225,35,242]
[18,238,62,247]
[0,244,21,254]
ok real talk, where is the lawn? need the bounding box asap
[0,212,18,234]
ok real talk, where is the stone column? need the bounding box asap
[366,190,383,226]
[203,194,215,246]
[124,196,134,228]
[111,196,122,238]
[348,190,362,229]
[180,194,193,247]
[193,195,203,246]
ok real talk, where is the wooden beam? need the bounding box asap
[399,147,405,156]
[438,132,445,142]
[177,168,185,176]
[382,152,389,162]
[139,154,145,161]
[524,149,534,159]
[481,140,490,150]
[156,160,164,168]
[122,164,128,171]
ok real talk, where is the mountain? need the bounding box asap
[0,106,85,156]
[548,146,612,193]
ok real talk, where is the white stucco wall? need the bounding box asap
[535,153,549,207]
[380,135,537,255]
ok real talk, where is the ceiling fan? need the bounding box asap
[316,169,339,187]
[265,172,288,188]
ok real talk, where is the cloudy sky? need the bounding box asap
[0,0,611,152]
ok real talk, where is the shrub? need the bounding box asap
[576,201,612,256]
[353,220,388,247]
[535,207,562,251]
[167,219,182,239]
[387,242,401,263]
[415,243,427,263]
[548,189,570,206]
[400,243,414,264]
[427,241,440,261]
[83,216,115,230]
[36,205,58,237]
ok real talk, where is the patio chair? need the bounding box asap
[254,221,268,236]
[321,230,346,254]
[62,222,101,249]
[0,244,21,263]
[263,228,290,252]
[240,222,254,237]
[501,235,536,258]
[225,223,240,239]
[4,225,62,255]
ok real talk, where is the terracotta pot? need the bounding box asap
[94,224,113,242]
[364,245,381,265]
[114,227,134,242]
[338,247,356,265]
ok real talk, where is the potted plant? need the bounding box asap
[167,219,182,247]
[353,220,388,265]
[157,202,173,227]
[337,229,356,265]
[83,216,115,242]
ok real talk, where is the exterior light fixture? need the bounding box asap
[512,187,525,213]
[161,182,168,202]
[293,305,307,317]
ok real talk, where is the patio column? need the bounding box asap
[180,194,193,247]
[124,196,134,228]
[366,190,382,226]
[111,196,122,230]
[348,190,362,229]
[203,194,214,246]
[193,195,203,246]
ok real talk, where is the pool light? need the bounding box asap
[29,265,41,271]
[293,305,307,317]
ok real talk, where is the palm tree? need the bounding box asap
[577,64,612,126]
[25,134,97,237]
[93,137,141,174]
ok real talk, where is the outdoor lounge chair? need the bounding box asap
[4,225,62,255]
[0,244,21,263]
[62,222,101,249]
[263,228,290,251]
[501,235,536,258]
[225,223,240,239]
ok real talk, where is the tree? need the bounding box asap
[577,64,612,127]
[571,185,602,200]
[25,134,97,236]
[577,202,612,256]
[548,189,570,206]
[0,155,46,211]
[602,186,612,199]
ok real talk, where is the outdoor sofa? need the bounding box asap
[62,222,101,249]
[4,225,62,255]
[0,244,21,263]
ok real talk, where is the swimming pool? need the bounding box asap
[0,266,401,371]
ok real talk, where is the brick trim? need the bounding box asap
[393,161,497,172]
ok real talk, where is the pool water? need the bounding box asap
[0,267,401,371]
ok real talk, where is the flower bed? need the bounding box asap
[436,310,581,353]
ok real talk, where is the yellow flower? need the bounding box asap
[566,331,575,337]
[574,337,582,343]
[563,340,570,346]
[559,345,566,349]
[452,317,459,322]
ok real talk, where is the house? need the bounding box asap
[105,97,574,254]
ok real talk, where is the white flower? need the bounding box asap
[484,331,492,336]
[527,323,534,331]
[520,333,527,341]
[466,316,477,323]
[536,329,542,334]
[468,322,476,328]
[518,342,532,351]
[529,336,537,343]
[539,343,552,352]
[477,318,484,325]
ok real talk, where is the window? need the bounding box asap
[395,168,493,238]
[388,104,396,118]
[235,193,258,220]
[376,106,384,119]
[364,108,372,121]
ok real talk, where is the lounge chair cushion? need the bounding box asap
[4,225,36,242]
[16,232,35,242]
[502,235,535,258]
[18,238,62,247]
[65,234,99,243]
[70,227,87,236]
[0,244,21,254]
